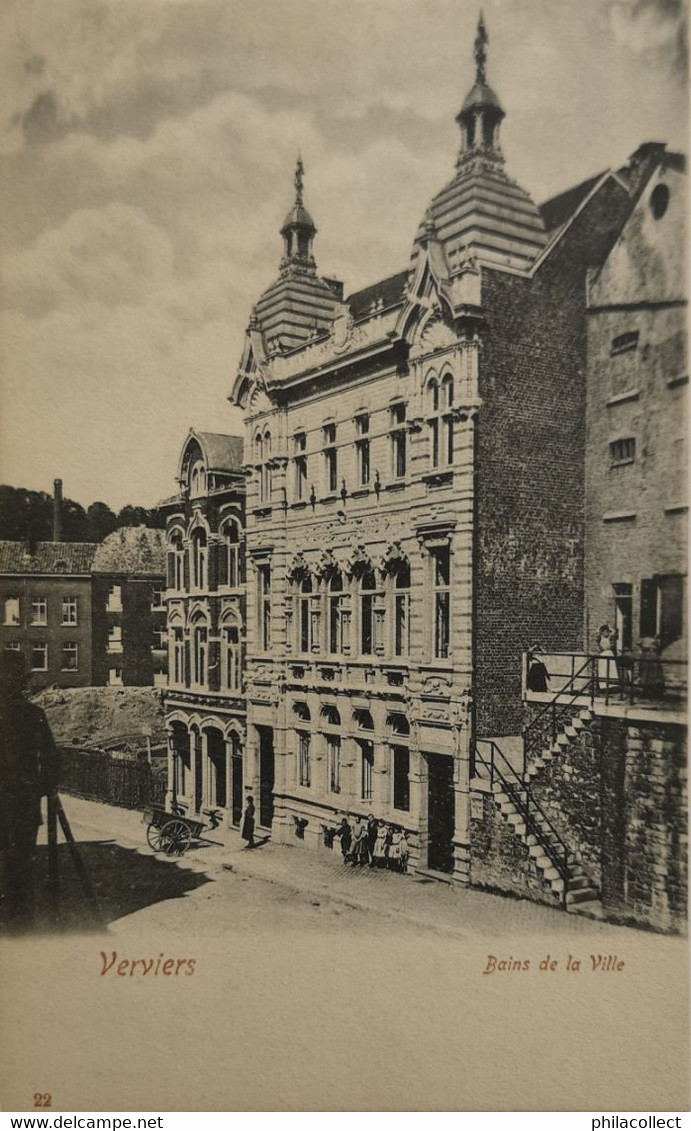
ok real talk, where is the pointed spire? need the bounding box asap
[474,12,488,84]
[294,154,305,207]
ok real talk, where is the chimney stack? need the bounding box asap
[53,478,63,542]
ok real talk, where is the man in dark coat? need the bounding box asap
[241,796,255,849]
[0,651,60,931]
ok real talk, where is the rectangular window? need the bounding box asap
[390,403,407,478]
[327,735,341,794]
[223,625,240,691]
[151,586,164,609]
[432,545,451,659]
[62,596,78,625]
[298,731,311,787]
[31,642,48,671]
[4,642,21,652]
[31,597,47,626]
[173,628,185,685]
[355,414,370,487]
[611,330,639,356]
[323,422,337,494]
[61,642,78,671]
[360,572,376,656]
[641,574,685,649]
[4,597,20,625]
[294,432,308,501]
[392,746,410,812]
[153,628,167,650]
[107,625,123,653]
[108,667,123,687]
[259,564,271,651]
[360,741,374,801]
[107,585,123,612]
[609,437,635,466]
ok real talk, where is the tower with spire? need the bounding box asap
[412,12,547,274]
[251,156,340,354]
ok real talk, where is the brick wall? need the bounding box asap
[474,177,633,737]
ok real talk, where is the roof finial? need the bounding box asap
[294,154,304,206]
[474,11,488,84]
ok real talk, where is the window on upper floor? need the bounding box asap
[62,596,78,625]
[327,569,344,655]
[106,585,122,612]
[168,531,185,591]
[394,560,411,658]
[31,597,47,626]
[297,730,311,788]
[389,402,407,479]
[610,331,639,357]
[171,626,185,686]
[3,597,20,626]
[293,431,308,502]
[255,430,272,506]
[222,622,241,692]
[323,422,338,494]
[609,437,636,467]
[221,519,243,588]
[191,617,208,686]
[153,627,167,650]
[427,373,455,468]
[189,459,207,498]
[355,413,370,487]
[258,564,272,651]
[431,545,451,659]
[151,586,164,610]
[61,641,78,671]
[30,641,48,671]
[107,625,123,654]
[359,569,377,656]
[299,574,314,654]
[191,529,207,590]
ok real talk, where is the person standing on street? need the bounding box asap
[0,651,60,932]
[241,795,256,849]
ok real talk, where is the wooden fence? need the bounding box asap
[58,746,167,811]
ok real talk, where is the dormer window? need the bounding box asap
[190,459,207,498]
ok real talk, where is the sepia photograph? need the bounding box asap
[0,0,688,1114]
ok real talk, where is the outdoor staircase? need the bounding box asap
[490,777,600,908]
[524,706,594,785]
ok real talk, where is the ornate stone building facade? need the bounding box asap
[161,430,246,827]
[226,18,680,882]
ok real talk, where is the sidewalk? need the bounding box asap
[47,792,683,945]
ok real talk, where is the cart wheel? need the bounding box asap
[160,819,192,856]
[147,823,166,852]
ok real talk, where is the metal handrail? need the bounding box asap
[523,656,595,768]
[474,738,572,908]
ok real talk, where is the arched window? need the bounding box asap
[260,430,272,504]
[190,528,207,590]
[168,531,185,591]
[169,615,185,686]
[221,615,241,691]
[299,574,313,654]
[189,459,206,498]
[191,615,208,686]
[321,705,341,794]
[222,520,243,588]
[428,372,455,468]
[388,714,410,812]
[293,702,311,787]
[327,569,344,654]
[389,402,407,479]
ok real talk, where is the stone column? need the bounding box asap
[224,737,233,828]
[408,743,427,874]
[165,729,176,810]
[188,727,198,813]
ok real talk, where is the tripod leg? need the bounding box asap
[46,794,59,922]
[54,797,102,925]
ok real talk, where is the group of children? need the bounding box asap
[331,815,411,873]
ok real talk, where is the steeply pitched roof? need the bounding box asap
[347,270,410,320]
[195,432,244,472]
[91,526,166,574]
[539,172,606,235]
[0,541,98,575]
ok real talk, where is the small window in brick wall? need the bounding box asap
[610,331,639,356]
[609,437,635,466]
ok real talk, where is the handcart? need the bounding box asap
[144,805,206,856]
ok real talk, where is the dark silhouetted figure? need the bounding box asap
[0,651,60,931]
[241,796,256,849]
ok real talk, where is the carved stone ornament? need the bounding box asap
[345,544,373,579]
[331,308,354,353]
[286,551,312,582]
[380,541,410,575]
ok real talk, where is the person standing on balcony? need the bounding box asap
[527,645,550,693]
[596,624,618,690]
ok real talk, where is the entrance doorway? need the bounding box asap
[427,754,455,873]
[258,726,274,828]
[205,728,226,808]
[231,752,243,826]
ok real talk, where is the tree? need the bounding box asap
[87,501,119,542]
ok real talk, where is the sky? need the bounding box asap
[0,0,687,511]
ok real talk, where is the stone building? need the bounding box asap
[584,146,687,664]
[227,17,674,883]
[0,480,167,690]
[161,430,246,827]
